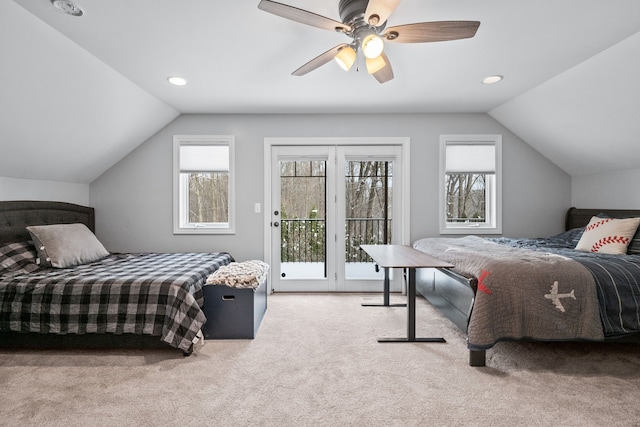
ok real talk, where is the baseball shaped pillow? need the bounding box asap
[575,216,640,254]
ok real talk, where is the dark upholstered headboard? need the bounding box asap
[0,200,95,245]
[565,207,640,231]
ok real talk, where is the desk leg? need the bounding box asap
[378,268,446,343]
[361,267,406,307]
[384,266,390,306]
[408,268,416,339]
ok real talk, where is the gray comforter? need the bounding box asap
[413,236,604,349]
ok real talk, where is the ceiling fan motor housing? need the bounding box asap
[339,0,369,24]
[339,0,385,43]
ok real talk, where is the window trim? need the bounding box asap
[173,135,235,235]
[439,135,502,235]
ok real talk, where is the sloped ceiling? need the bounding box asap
[490,31,640,177]
[3,0,640,184]
[0,1,179,184]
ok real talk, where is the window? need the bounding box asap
[173,135,235,234]
[439,135,502,234]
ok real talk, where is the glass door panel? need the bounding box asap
[336,145,403,292]
[344,160,393,280]
[279,159,327,280]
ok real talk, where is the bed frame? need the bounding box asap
[0,200,189,354]
[416,207,640,367]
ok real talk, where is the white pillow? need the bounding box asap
[26,223,109,268]
[575,216,640,254]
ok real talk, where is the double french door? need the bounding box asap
[267,142,407,292]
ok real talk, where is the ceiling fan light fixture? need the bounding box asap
[362,34,384,59]
[335,46,357,72]
[365,55,386,74]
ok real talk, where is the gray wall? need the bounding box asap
[90,113,570,261]
[572,168,640,209]
[0,176,89,205]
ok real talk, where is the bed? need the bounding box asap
[0,200,233,355]
[414,207,640,366]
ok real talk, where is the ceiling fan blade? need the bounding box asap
[258,0,351,33]
[373,52,394,83]
[292,44,349,76]
[364,0,401,26]
[384,21,480,43]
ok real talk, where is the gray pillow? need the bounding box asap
[26,223,109,268]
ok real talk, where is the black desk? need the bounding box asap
[360,244,454,343]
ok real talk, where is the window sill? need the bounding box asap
[173,227,235,235]
[440,226,501,235]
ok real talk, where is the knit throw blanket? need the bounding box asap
[206,260,269,289]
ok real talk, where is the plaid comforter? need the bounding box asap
[0,252,233,351]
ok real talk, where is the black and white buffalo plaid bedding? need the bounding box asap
[0,250,233,351]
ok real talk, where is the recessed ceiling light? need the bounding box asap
[482,75,503,85]
[51,0,84,17]
[167,76,188,86]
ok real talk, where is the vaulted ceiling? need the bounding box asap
[3,0,640,183]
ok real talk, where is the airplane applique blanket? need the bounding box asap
[413,236,604,350]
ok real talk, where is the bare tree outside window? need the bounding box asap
[187,172,229,223]
[445,173,486,223]
[345,161,392,262]
[280,160,326,263]
[278,159,392,264]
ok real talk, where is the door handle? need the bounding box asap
[273,221,279,227]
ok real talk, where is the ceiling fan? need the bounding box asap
[257,0,480,83]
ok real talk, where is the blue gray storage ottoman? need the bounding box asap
[201,260,268,339]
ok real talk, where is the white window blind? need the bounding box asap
[179,145,229,172]
[445,144,495,174]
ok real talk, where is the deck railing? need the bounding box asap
[280,218,391,263]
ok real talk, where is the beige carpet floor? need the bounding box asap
[1,293,640,427]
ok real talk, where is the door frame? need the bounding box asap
[263,137,411,293]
